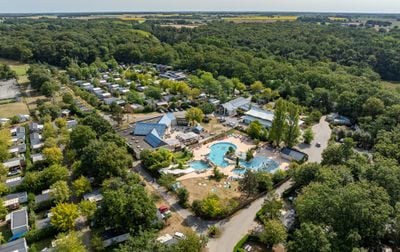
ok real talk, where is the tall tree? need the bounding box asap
[288,223,332,252]
[269,99,287,146]
[284,102,301,147]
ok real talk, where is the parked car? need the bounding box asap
[316,142,321,147]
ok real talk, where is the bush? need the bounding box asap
[25,226,57,243]
[158,174,176,191]
[210,167,225,182]
[208,225,221,238]
[272,169,288,185]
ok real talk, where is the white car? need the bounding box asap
[174,232,185,240]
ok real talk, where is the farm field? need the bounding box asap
[0,102,29,117]
[223,15,298,23]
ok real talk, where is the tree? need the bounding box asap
[97,178,156,232]
[247,120,267,140]
[80,141,131,183]
[295,181,392,249]
[72,176,92,198]
[172,231,207,252]
[117,231,169,252]
[185,107,204,126]
[53,231,87,252]
[363,97,384,117]
[177,188,189,208]
[0,129,11,162]
[284,102,301,147]
[303,128,314,144]
[69,125,96,155]
[79,200,97,221]
[288,223,332,252]
[199,102,215,115]
[62,93,74,105]
[42,122,56,139]
[258,197,283,221]
[110,102,124,126]
[245,149,254,162]
[51,181,71,203]
[81,113,112,136]
[0,199,8,220]
[269,99,287,146]
[293,163,322,188]
[140,148,173,172]
[51,203,80,231]
[258,219,287,248]
[43,147,63,165]
[240,170,259,197]
[250,81,264,93]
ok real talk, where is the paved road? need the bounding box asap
[297,116,331,163]
[207,180,293,252]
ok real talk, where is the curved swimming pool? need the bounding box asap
[234,156,279,175]
[208,142,237,168]
[189,160,211,171]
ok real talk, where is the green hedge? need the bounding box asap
[25,226,57,244]
[233,235,260,252]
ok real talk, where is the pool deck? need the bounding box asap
[177,135,289,181]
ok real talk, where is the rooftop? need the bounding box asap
[11,208,28,229]
[0,238,28,252]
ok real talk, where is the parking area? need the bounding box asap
[0,79,20,100]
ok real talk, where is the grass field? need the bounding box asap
[329,17,349,21]
[223,15,298,23]
[382,81,400,91]
[0,102,29,117]
[0,58,29,84]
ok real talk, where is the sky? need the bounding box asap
[1,0,400,13]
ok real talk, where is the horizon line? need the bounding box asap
[1,10,400,15]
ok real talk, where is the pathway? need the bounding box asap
[207,180,293,252]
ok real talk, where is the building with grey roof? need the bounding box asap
[220,97,252,116]
[10,208,29,235]
[0,238,28,252]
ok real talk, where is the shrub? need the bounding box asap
[25,226,57,244]
[177,188,190,208]
[208,225,221,238]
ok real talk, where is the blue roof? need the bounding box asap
[144,129,167,148]
[158,114,172,127]
[133,123,166,137]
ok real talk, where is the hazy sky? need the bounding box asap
[2,0,400,13]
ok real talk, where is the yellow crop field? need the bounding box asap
[120,16,146,22]
[223,15,298,23]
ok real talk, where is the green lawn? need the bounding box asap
[0,58,30,84]
[382,81,400,91]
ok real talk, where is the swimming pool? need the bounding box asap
[234,156,279,175]
[189,160,211,171]
[208,142,237,168]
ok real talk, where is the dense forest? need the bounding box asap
[1,18,399,148]
[2,18,400,250]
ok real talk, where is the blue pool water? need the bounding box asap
[208,142,237,168]
[234,156,279,175]
[189,160,211,171]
